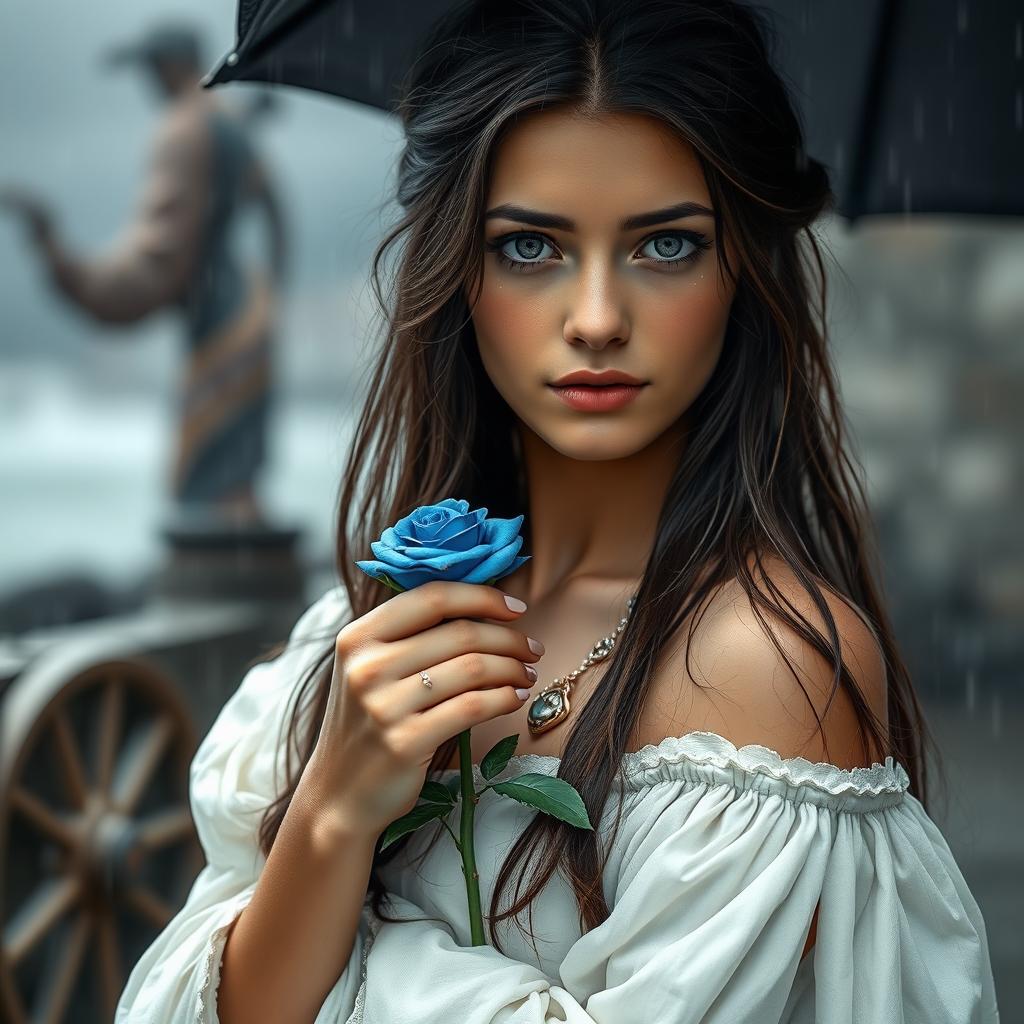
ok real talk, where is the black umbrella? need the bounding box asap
[768,0,1023,221]
[202,0,451,111]
[203,0,1024,222]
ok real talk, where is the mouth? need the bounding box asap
[547,382,647,411]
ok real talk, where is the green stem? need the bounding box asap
[457,728,486,945]
[387,580,491,944]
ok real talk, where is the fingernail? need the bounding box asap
[504,594,527,612]
[523,664,538,681]
[527,637,545,655]
[515,687,532,701]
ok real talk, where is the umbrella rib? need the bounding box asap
[845,0,901,220]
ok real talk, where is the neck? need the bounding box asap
[507,417,685,605]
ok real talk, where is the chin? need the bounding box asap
[532,422,657,462]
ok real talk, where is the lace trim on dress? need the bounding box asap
[195,896,377,1024]
[342,907,378,1024]
[455,729,910,800]
[196,901,248,1024]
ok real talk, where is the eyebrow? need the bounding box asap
[483,200,715,232]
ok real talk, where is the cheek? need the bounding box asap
[646,279,730,391]
[475,272,550,342]
[471,272,551,385]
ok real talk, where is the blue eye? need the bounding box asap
[489,233,557,271]
[638,233,709,265]
[486,230,711,273]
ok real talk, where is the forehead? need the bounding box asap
[486,108,709,216]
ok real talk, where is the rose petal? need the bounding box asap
[369,541,431,568]
[480,514,526,549]
[456,535,525,584]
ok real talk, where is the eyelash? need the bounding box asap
[485,230,712,274]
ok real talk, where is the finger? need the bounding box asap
[367,651,537,721]
[344,580,528,646]
[370,617,542,694]
[401,674,534,759]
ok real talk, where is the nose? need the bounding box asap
[562,257,629,349]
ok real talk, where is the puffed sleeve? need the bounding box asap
[359,739,1000,1023]
[114,583,373,1024]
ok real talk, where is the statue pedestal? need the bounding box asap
[149,506,306,605]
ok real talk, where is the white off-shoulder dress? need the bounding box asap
[115,584,1001,1023]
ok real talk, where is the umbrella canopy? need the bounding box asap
[769,0,1022,221]
[202,0,451,111]
[203,0,1024,222]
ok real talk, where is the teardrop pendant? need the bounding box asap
[524,591,637,737]
[527,682,571,735]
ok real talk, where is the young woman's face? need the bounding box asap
[470,108,738,462]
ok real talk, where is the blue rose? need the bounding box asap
[355,498,530,592]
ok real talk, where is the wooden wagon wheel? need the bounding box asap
[1,654,204,1024]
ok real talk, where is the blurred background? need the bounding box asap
[1,0,394,603]
[0,0,1020,1020]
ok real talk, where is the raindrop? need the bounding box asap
[369,47,384,91]
[956,1,968,35]
[991,693,1002,738]
[227,52,239,67]
[902,177,913,218]
[965,670,976,712]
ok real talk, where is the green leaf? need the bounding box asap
[491,773,594,830]
[419,779,456,805]
[379,802,452,852]
[480,734,521,780]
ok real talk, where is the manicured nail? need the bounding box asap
[527,637,545,655]
[523,664,538,681]
[515,688,532,701]
[504,594,527,612]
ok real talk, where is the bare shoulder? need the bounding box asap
[635,555,890,769]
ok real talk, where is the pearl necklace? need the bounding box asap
[526,593,637,736]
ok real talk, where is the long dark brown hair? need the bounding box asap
[254,0,942,954]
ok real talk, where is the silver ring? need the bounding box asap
[419,670,433,689]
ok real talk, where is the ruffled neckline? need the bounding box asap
[439,729,910,800]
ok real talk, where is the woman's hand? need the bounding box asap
[303,581,544,839]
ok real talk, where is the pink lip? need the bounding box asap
[547,383,646,411]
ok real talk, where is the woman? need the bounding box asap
[115,1,1000,1021]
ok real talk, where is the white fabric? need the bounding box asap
[116,584,1001,1023]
